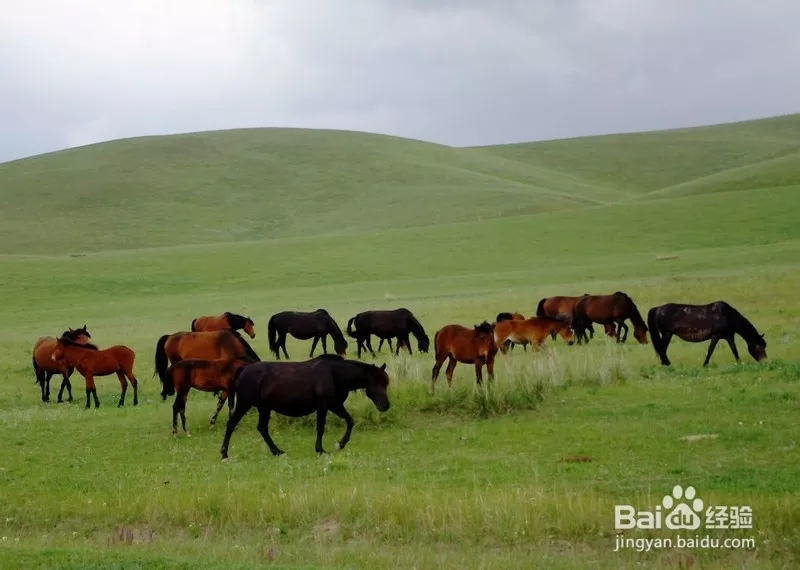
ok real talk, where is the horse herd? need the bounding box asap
[30,292,769,460]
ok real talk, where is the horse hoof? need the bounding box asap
[221,457,229,462]
[334,442,342,451]
[186,433,191,438]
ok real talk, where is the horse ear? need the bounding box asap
[380,363,386,371]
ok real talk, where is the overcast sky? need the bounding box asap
[1,0,798,163]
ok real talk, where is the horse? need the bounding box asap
[493,316,575,354]
[572,292,648,345]
[431,322,498,392]
[32,326,91,402]
[219,354,390,460]
[495,312,529,352]
[647,301,767,367]
[346,308,429,358]
[267,309,348,360]
[154,329,260,384]
[160,356,255,436]
[191,312,256,339]
[536,295,617,344]
[52,334,139,409]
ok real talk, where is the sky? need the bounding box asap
[1,0,799,163]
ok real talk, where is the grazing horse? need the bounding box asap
[431,322,498,392]
[219,355,390,460]
[647,301,767,367]
[154,330,260,384]
[191,312,256,339]
[160,356,255,436]
[495,312,529,351]
[267,309,348,360]
[32,325,91,402]
[494,316,575,354]
[346,308,430,358]
[52,334,139,409]
[536,295,616,344]
[572,292,648,345]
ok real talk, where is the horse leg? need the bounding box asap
[367,337,377,357]
[322,334,329,354]
[116,371,128,407]
[330,404,355,451]
[658,332,673,366]
[84,375,99,408]
[39,371,49,402]
[309,336,320,357]
[403,335,413,355]
[171,394,182,436]
[125,370,139,406]
[725,336,741,363]
[431,355,445,393]
[220,399,253,460]
[703,337,721,367]
[211,392,227,427]
[279,333,289,360]
[256,406,284,456]
[315,409,329,455]
[486,354,495,382]
[179,393,189,436]
[619,321,629,343]
[473,362,484,386]
[445,357,457,387]
[44,372,52,402]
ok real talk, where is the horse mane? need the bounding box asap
[229,330,261,361]
[496,312,514,322]
[474,321,493,334]
[58,334,99,350]
[224,312,252,328]
[406,311,428,341]
[722,302,764,344]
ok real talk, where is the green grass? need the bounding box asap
[1,113,799,568]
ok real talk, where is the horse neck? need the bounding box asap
[407,315,425,340]
[626,302,647,330]
[326,317,345,342]
[732,312,761,345]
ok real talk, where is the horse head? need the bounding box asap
[242,317,256,339]
[365,363,390,412]
[748,333,767,361]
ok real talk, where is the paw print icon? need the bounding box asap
[663,485,704,530]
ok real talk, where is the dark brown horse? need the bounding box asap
[346,308,429,358]
[32,326,91,402]
[191,312,256,339]
[495,312,529,351]
[536,295,616,344]
[431,322,498,392]
[267,309,348,360]
[572,292,648,345]
[160,356,255,436]
[154,330,260,384]
[647,301,767,366]
[219,355,390,460]
[493,316,575,354]
[52,334,139,408]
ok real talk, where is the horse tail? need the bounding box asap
[647,307,664,357]
[232,330,260,362]
[190,318,198,332]
[32,354,42,385]
[161,363,176,399]
[535,298,547,317]
[267,315,280,358]
[154,334,170,383]
[346,316,358,338]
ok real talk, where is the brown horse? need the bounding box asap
[431,322,498,392]
[160,356,255,436]
[494,316,575,354]
[32,326,92,402]
[536,295,616,344]
[154,330,260,384]
[572,292,648,344]
[495,312,529,352]
[191,312,256,339]
[52,334,139,408]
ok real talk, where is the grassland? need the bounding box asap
[0,114,799,569]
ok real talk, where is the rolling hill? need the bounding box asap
[1,113,798,255]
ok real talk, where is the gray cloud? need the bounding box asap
[1,0,798,162]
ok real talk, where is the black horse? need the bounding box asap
[267,309,348,360]
[346,308,429,358]
[219,355,390,460]
[647,301,767,366]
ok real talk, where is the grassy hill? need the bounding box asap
[1,114,799,569]
[1,114,798,255]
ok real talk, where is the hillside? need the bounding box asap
[0,114,799,255]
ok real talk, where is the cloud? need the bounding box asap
[1,0,798,162]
